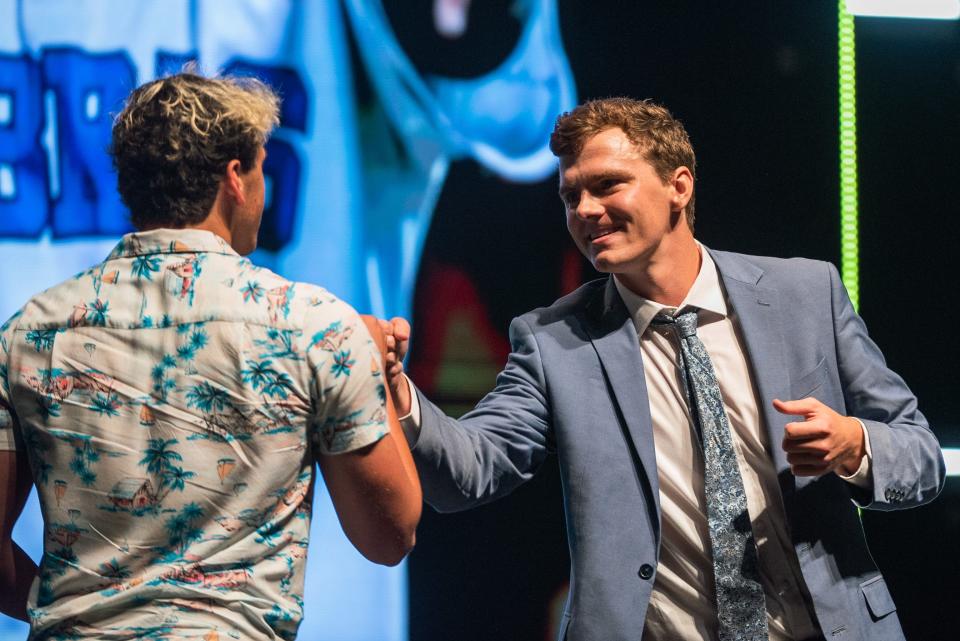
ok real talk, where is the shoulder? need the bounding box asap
[709,248,837,290]
[210,256,359,324]
[9,268,97,331]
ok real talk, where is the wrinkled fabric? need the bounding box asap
[0,229,388,640]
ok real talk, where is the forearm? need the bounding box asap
[324,316,422,565]
[413,385,550,512]
[411,316,553,511]
[383,376,421,501]
[0,539,37,621]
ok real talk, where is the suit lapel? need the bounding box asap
[579,278,662,544]
[710,249,798,488]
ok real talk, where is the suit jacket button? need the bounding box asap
[638,564,655,580]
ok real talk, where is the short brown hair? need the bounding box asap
[110,71,280,230]
[550,97,697,228]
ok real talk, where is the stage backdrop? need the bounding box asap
[0,1,575,638]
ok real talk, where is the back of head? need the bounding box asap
[550,97,697,227]
[110,71,280,230]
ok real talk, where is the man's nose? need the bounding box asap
[575,192,603,220]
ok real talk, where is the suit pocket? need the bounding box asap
[860,575,897,620]
[790,356,827,399]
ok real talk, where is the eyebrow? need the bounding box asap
[559,169,633,196]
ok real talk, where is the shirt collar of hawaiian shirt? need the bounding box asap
[613,242,729,336]
[107,228,240,260]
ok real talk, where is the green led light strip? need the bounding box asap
[839,1,859,310]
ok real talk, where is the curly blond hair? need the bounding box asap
[550,97,697,229]
[110,71,280,229]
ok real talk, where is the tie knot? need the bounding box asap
[652,309,699,338]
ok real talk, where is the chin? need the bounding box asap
[590,251,625,274]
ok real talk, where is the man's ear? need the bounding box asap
[670,166,693,212]
[223,159,246,205]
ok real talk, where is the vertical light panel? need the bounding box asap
[839,1,859,310]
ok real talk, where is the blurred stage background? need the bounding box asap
[1,1,958,640]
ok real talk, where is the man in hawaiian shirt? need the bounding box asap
[0,71,421,640]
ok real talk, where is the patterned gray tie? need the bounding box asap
[653,308,768,641]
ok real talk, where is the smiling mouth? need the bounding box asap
[590,229,618,241]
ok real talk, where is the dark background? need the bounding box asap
[372,2,960,640]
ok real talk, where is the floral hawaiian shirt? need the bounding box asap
[0,229,389,640]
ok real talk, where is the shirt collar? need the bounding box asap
[107,228,240,260]
[613,243,728,336]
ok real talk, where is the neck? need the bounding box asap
[614,236,701,307]
[187,195,232,245]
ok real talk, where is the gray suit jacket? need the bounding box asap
[410,249,945,641]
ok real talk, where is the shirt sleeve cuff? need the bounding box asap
[398,374,422,447]
[837,418,872,489]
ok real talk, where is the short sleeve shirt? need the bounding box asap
[0,229,388,640]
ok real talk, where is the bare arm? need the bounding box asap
[316,317,421,566]
[0,438,37,621]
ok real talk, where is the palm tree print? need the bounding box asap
[254,328,303,361]
[137,438,196,507]
[151,355,178,400]
[186,382,232,413]
[163,502,205,559]
[254,520,284,548]
[26,329,57,352]
[46,545,79,577]
[37,395,61,420]
[86,299,110,326]
[188,328,209,351]
[278,554,296,595]
[139,439,182,476]
[264,603,298,641]
[59,434,99,486]
[98,558,131,582]
[89,392,122,417]
[131,255,161,281]
[241,281,265,303]
[176,327,209,364]
[160,464,196,497]
[241,360,295,399]
[241,359,275,391]
[331,350,355,378]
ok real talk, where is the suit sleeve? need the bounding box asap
[828,262,945,509]
[411,315,552,513]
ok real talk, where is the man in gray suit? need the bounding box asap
[383,98,944,641]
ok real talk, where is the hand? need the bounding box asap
[773,397,866,477]
[378,317,412,416]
